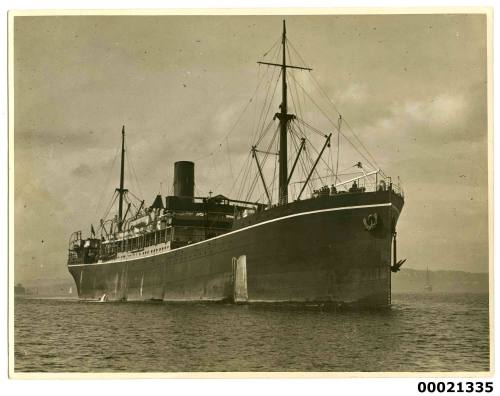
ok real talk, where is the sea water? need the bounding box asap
[14,293,489,372]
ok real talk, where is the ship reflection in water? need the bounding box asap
[14,293,489,372]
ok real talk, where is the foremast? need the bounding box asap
[258,20,311,205]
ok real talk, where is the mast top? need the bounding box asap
[257,21,312,72]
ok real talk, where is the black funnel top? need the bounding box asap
[174,161,194,198]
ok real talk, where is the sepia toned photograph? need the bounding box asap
[10,10,491,375]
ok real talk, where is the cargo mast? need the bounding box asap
[257,20,311,205]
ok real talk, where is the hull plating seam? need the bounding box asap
[68,202,393,268]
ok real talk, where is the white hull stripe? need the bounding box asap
[68,202,395,267]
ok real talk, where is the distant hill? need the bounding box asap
[392,268,489,293]
[14,277,77,299]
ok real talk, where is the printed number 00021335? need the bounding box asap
[418,382,493,393]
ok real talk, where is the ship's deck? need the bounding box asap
[233,189,404,230]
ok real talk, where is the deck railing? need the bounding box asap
[310,170,404,198]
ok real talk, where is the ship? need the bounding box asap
[67,21,405,307]
[424,266,433,292]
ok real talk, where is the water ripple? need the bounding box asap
[14,293,489,372]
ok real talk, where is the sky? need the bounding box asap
[13,13,489,286]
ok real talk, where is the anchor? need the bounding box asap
[391,259,406,273]
[390,230,406,273]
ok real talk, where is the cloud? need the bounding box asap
[71,163,93,177]
[336,83,369,105]
[400,93,468,129]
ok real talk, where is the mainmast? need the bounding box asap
[277,20,291,205]
[117,125,126,232]
[257,20,311,205]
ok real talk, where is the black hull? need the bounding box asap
[68,191,404,308]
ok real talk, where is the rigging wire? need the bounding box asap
[261,36,281,61]
[94,146,120,218]
[288,124,315,196]
[297,143,313,196]
[298,130,323,190]
[224,137,235,184]
[229,150,252,198]
[286,58,381,172]
[302,132,334,175]
[125,141,144,200]
[269,123,281,200]
[231,44,282,202]
[198,42,281,197]
[253,68,276,143]
[221,65,270,144]
[247,128,278,200]
[252,45,282,143]
[207,40,293,202]
[255,119,276,147]
[237,155,253,201]
[286,43,307,123]
[288,127,302,199]
[335,117,341,183]
[203,42,282,197]
[127,190,144,205]
[244,125,279,202]
[295,116,377,171]
[244,166,260,203]
[287,39,383,174]
[254,69,282,146]
[286,55,334,193]
[100,190,119,224]
[289,121,335,188]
